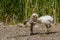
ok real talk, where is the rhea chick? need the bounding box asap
[37,15,53,33]
[24,13,38,35]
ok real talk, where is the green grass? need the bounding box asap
[0,0,60,24]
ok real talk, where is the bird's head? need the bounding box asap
[31,13,38,18]
[31,13,38,21]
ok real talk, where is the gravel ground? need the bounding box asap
[0,23,60,40]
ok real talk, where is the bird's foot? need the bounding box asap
[30,33,34,35]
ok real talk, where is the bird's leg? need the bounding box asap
[30,22,34,35]
[46,24,48,28]
[48,24,51,28]
[30,25,33,35]
[48,24,51,32]
[46,25,50,33]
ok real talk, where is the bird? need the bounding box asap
[23,13,38,35]
[37,15,53,33]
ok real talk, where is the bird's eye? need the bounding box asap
[33,16,35,17]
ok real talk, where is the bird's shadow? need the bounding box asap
[30,31,57,35]
[30,33,39,35]
[45,31,57,34]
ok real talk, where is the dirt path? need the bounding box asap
[0,23,60,40]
